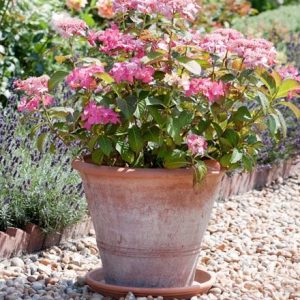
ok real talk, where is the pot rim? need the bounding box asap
[72,158,224,179]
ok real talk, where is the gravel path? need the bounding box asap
[0,175,299,300]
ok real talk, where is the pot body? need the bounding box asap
[73,161,223,288]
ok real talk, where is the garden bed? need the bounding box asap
[0,217,93,260]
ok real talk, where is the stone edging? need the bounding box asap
[0,217,93,260]
[219,156,300,200]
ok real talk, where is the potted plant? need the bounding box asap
[15,0,300,297]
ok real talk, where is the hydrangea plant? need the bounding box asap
[15,0,300,181]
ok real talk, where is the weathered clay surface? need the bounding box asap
[73,160,224,288]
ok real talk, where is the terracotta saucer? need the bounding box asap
[85,268,215,299]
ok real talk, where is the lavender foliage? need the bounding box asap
[0,98,87,233]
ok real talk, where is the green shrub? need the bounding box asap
[250,0,300,12]
[0,0,65,104]
[233,4,300,36]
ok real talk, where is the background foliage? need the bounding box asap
[0,0,64,105]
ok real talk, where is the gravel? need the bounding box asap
[0,175,299,300]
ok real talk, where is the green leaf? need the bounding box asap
[167,111,193,144]
[48,107,74,119]
[212,122,223,137]
[80,13,95,27]
[222,129,239,147]
[230,148,243,164]
[220,153,232,168]
[116,141,135,164]
[141,51,165,64]
[87,135,99,151]
[277,101,300,118]
[116,96,137,119]
[33,33,44,43]
[242,155,253,172]
[271,70,282,88]
[49,143,56,154]
[275,79,300,99]
[98,136,113,156]
[91,149,104,165]
[239,69,254,82]
[134,99,147,119]
[145,97,166,107]
[193,161,207,185]
[128,126,144,153]
[36,132,48,153]
[232,107,252,122]
[144,126,161,143]
[176,57,202,75]
[267,114,280,136]
[98,72,115,84]
[256,91,270,115]
[149,107,166,128]
[30,123,46,139]
[164,150,188,169]
[220,73,235,83]
[256,69,276,95]
[48,71,69,92]
[274,108,287,138]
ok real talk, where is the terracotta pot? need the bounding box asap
[73,160,223,288]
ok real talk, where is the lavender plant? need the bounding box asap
[0,99,87,233]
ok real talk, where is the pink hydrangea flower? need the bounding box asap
[14,75,50,95]
[17,97,39,112]
[66,65,104,90]
[229,38,277,68]
[66,0,87,11]
[82,101,121,130]
[113,0,200,20]
[110,60,155,84]
[186,78,225,102]
[187,134,207,156]
[96,0,114,18]
[51,13,88,38]
[196,28,244,56]
[277,65,300,81]
[88,24,144,57]
[14,75,54,112]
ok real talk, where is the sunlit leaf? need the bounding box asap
[275,79,300,99]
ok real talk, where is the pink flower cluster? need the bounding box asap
[14,75,53,112]
[96,0,114,18]
[51,13,88,38]
[186,78,225,102]
[66,65,104,90]
[196,28,277,68]
[113,0,200,20]
[110,60,155,84]
[229,38,277,68]
[82,101,121,130]
[88,25,144,57]
[197,28,243,56]
[277,65,300,82]
[187,134,207,156]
